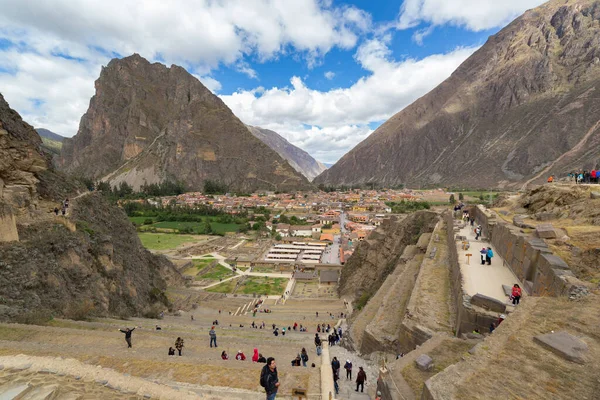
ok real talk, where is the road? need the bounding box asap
[321,211,344,264]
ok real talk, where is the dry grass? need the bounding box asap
[401,339,472,394]
[433,295,600,400]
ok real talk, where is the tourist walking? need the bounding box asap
[209,326,217,347]
[315,334,322,356]
[344,359,353,380]
[355,366,367,392]
[175,337,184,356]
[333,369,340,395]
[475,225,482,240]
[260,357,280,400]
[331,357,341,376]
[119,327,135,348]
[511,284,522,305]
[486,247,494,265]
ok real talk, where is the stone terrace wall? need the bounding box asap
[470,205,582,297]
[444,212,498,336]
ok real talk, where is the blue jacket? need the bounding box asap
[487,249,494,258]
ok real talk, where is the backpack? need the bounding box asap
[260,365,268,388]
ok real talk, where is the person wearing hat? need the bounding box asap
[344,359,353,380]
[480,247,487,265]
[235,350,246,360]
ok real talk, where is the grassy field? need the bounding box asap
[129,216,156,225]
[238,277,287,295]
[195,264,235,281]
[131,217,242,234]
[205,278,240,293]
[138,233,199,250]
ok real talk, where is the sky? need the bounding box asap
[0,0,547,164]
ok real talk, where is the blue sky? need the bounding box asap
[0,0,546,163]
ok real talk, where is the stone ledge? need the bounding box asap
[533,331,588,364]
[470,293,506,313]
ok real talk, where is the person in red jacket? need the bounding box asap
[235,350,246,360]
[511,284,522,305]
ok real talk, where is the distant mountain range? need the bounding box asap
[36,128,65,142]
[315,0,600,189]
[58,54,312,192]
[246,125,327,181]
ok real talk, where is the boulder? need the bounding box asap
[536,224,557,239]
[534,331,588,364]
[502,285,512,297]
[415,354,434,371]
[590,192,600,199]
[470,293,507,313]
[534,212,555,221]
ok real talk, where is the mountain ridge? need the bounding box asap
[315,0,600,189]
[246,125,327,181]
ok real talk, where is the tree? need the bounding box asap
[275,233,282,241]
[449,194,456,204]
[203,218,213,234]
[458,193,464,201]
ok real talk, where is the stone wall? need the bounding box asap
[444,212,500,336]
[470,205,581,297]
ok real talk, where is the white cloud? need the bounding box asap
[221,38,477,163]
[0,0,371,138]
[324,71,335,80]
[397,0,546,31]
[412,26,434,45]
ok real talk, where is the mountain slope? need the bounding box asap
[59,54,311,192]
[315,0,600,189]
[246,125,327,181]
[0,92,180,320]
[36,128,65,142]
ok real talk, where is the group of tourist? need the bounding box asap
[567,170,600,184]
[53,198,70,216]
[479,246,494,265]
[331,356,368,394]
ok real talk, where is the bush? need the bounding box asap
[15,309,54,325]
[355,292,371,310]
[65,299,96,321]
[143,218,154,225]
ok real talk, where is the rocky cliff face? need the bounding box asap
[0,93,181,320]
[246,125,327,181]
[59,54,311,192]
[316,0,600,189]
[339,211,439,300]
[0,193,180,321]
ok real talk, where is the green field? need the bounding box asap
[238,277,287,295]
[138,233,198,250]
[205,278,240,293]
[130,217,242,234]
[129,216,157,225]
[196,264,235,281]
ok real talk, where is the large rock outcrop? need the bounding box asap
[316,0,600,189]
[59,54,312,192]
[0,92,182,320]
[0,93,49,241]
[246,125,327,181]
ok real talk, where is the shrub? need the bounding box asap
[15,309,54,325]
[65,299,96,321]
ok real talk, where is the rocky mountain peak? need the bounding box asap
[59,54,311,192]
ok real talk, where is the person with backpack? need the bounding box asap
[300,348,309,367]
[475,226,482,240]
[344,359,353,380]
[486,247,494,265]
[260,357,279,400]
